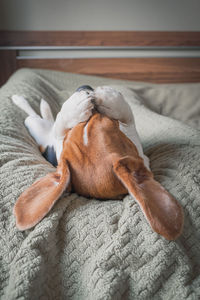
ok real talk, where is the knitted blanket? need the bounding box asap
[0,68,200,300]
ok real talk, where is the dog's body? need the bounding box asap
[12,87,149,169]
[12,86,183,240]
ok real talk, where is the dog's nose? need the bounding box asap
[76,85,94,92]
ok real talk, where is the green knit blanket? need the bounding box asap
[0,68,200,300]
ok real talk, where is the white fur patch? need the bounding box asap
[53,136,63,162]
[83,123,89,145]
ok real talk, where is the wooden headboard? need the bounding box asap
[0,31,200,86]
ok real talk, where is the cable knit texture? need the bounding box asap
[0,68,200,300]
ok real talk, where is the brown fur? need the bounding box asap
[14,160,70,230]
[14,113,184,239]
[113,157,184,240]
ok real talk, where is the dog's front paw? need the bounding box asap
[94,86,133,124]
[63,90,94,127]
[54,90,94,139]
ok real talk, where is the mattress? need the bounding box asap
[0,68,200,299]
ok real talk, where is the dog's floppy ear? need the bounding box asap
[113,156,184,240]
[14,160,70,231]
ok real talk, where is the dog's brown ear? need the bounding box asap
[113,156,184,240]
[14,160,70,231]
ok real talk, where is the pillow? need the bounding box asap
[131,84,200,129]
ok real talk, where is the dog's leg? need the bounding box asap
[51,89,94,161]
[52,90,94,139]
[12,92,94,165]
[40,98,54,122]
[12,95,54,146]
[93,87,150,170]
[12,95,39,117]
[12,95,58,166]
[94,86,134,125]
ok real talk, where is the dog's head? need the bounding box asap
[14,113,183,240]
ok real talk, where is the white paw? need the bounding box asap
[54,90,94,139]
[62,90,94,127]
[40,99,54,121]
[12,95,25,106]
[12,95,38,116]
[94,86,133,124]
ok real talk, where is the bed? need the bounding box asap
[0,31,200,299]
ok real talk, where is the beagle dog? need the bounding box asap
[12,86,183,240]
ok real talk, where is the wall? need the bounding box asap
[1,0,200,60]
[1,0,200,31]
